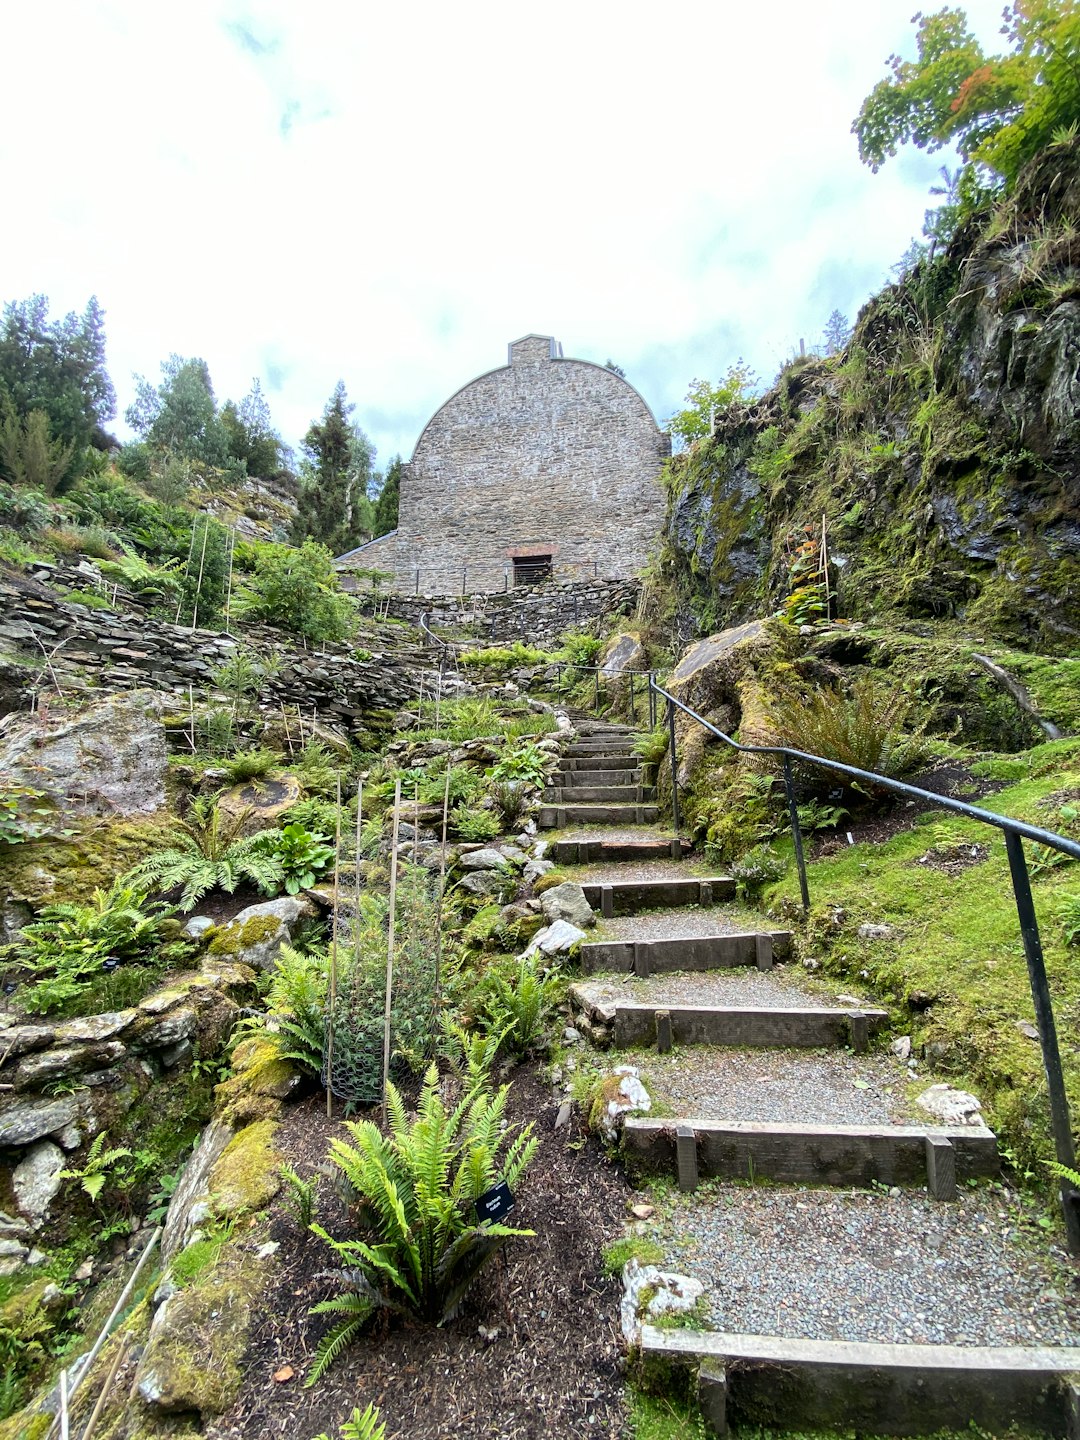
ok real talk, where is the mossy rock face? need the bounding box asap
[205,1117,282,1217]
[135,1252,266,1417]
[215,1036,303,1126]
[0,814,178,910]
[217,774,302,836]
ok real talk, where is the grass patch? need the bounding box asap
[627,1389,707,1440]
[764,741,1080,1187]
[602,1235,665,1275]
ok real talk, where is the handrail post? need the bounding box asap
[594,666,600,711]
[1004,831,1080,1254]
[783,756,811,912]
[629,671,636,723]
[667,697,681,833]
[649,672,656,729]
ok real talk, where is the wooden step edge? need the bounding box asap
[622,1117,999,1194]
[577,930,792,975]
[612,1004,889,1053]
[641,1326,1080,1438]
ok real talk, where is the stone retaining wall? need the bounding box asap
[0,573,420,730]
[371,577,642,648]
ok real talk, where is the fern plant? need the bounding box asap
[124,798,284,909]
[477,954,564,1057]
[768,677,931,783]
[440,1017,508,1088]
[60,1132,133,1203]
[311,1403,387,1440]
[261,944,328,1075]
[306,1065,537,1382]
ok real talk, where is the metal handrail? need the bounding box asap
[553,660,658,725]
[644,673,1079,1253]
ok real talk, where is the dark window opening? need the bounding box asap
[513,554,553,586]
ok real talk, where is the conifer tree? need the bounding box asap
[292,381,375,552]
[372,455,401,538]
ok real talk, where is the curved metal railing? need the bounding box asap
[638,673,1079,1252]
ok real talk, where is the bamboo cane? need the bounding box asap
[435,766,450,1008]
[820,512,832,621]
[383,779,402,1119]
[190,517,210,633]
[223,526,236,635]
[327,774,342,1119]
[175,520,197,625]
[413,783,420,865]
[80,1331,131,1440]
[281,704,293,756]
[187,683,196,754]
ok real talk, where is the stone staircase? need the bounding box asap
[551,717,1080,1437]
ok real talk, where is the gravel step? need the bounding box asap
[579,875,734,916]
[616,1045,922,1127]
[556,768,641,787]
[623,1115,999,1191]
[611,1002,889,1052]
[579,929,791,975]
[544,784,655,803]
[642,1326,1080,1436]
[559,755,645,772]
[572,968,841,1017]
[539,803,660,827]
[551,835,691,863]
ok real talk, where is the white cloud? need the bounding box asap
[0,0,1009,464]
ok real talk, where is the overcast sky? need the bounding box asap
[1,0,1008,471]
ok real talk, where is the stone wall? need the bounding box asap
[373,576,642,648]
[0,571,420,730]
[339,335,669,595]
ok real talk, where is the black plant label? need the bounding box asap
[474,1179,514,1225]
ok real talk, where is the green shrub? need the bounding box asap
[633,727,669,766]
[311,1403,387,1440]
[222,747,281,784]
[728,844,787,897]
[97,548,183,601]
[476,954,564,1057]
[458,642,550,668]
[246,945,329,1075]
[236,539,355,644]
[291,742,341,796]
[254,823,336,894]
[560,631,603,667]
[306,1064,537,1378]
[491,779,530,828]
[0,783,63,847]
[491,741,549,789]
[1059,894,1080,947]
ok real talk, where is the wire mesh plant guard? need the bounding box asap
[324,859,441,1107]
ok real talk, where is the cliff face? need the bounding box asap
[662,139,1080,655]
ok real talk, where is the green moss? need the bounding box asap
[602,1235,665,1275]
[215,1036,299,1126]
[207,912,283,957]
[0,814,177,909]
[206,1117,282,1217]
[0,1412,51,1440]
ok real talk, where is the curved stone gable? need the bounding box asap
[342,335,669,595]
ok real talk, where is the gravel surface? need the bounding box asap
[578,967,844,1011]
[595,905,767,942]
[652,1183,1080,1347]
[566,857,719,883]
[548,824,680,844]
[623,1045,917,1125]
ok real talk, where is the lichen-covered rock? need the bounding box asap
[0,691,168,818]
[599,631,645,676]
[215,1036,303,1127]
[135,1255,264,1415]
[12,1141,65,1226]
[457,847,509,872]
[0,1095,78,1148]
[523,919,586,957]
[206,897,316,971]
[162,1117,235,1261]
[538,882,595,929]
[217,774,302,836]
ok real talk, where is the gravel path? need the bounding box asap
[548,825,679,844]
[566,857,719,884]
[577,968,846,1011]
[623,1045,916,1125]
[652,1183,1080,1347]
[595,905,767,942]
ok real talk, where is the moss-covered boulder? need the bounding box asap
[215,1035,303,1127]
[205,1117,281,1218]
[135,1250,266,1417]
[206,897,317,971]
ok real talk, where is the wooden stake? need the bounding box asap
[416,673,424,729]
[383,778,402,1119]
[223,525,236,634]
[435,766,450,1007]
[80,1332,131,1440]
[281,704,294,756]
[59,1370,68,1440]
[175,520,197,625]
[413,782,420,865]
[190,516,210,633]
[187,683,196,754]
[820,512,832,621]
[327,774,342,1119]
[353,777,364,917]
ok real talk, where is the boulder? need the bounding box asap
[0,1095,78,1148]
[458,847,508,872]
[459,871,505,899]
[539,882,595,930]
[620,1257,704,1345]
[217,775,303,836]
[916,1083,984,1126]
[162,1117,235,1261]
[600,631,645,677]
[523,919,586,957]
[523,858,554,885]
[591,1064,651,1140]
[136,1262,258,1415]
[0,691,168,818]
[205,896,316,972]
[12,1141,65,1226]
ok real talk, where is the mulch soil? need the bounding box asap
[207,1068,636,1440]
[811,758,1006,857]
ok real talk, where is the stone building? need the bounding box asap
[338,335,670,595]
